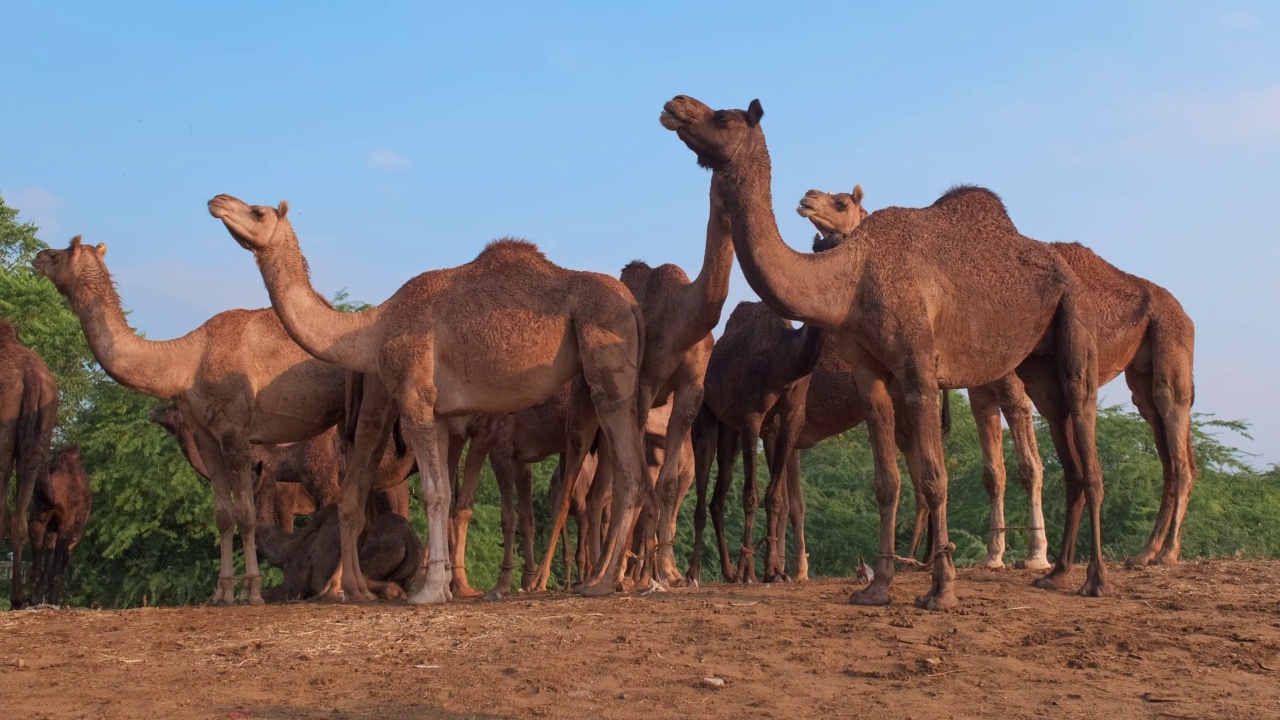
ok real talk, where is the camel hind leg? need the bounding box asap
[711,422,739,583]
[534,376,598,591]
[995,375,1049,571]
[686,405,717,585]
[402,416,454,606]
[736,413,764,584]
[968,384,1009,569]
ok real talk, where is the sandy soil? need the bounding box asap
[1,560,1278,720]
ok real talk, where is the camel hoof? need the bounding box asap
[848,584,891,606]
[380,583,408,601]
[1078,579,1113,598]
[915,592,960,612]
[1033,573,1072,591]
[976,556,1005,570]
[665,576,688,589]
[451,583,484,599]
[1125,549,1159,567]
[409,584,452,605]
[1015,557,1052,572]
[1153,550,1180,566]
[578,580,616,598]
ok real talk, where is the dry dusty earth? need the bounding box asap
[2,560,1279,720]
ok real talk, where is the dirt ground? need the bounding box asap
[1,560,1278,720]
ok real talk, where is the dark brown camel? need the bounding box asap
[690,301,820,584]
[0,317,59,610]
[254,471,420,602]
[28,445,93,607]
[662,95,1108,609]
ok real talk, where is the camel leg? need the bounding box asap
[7,444,42,609]
[784,450,809,581]
[762,415,798,582]
[996,376,1050,571]
[333,384,397,603]
[220,433,266,606]
[652,382,704,588]
[402,415,454,606]
[0,430,15,607]
[485,447,519,600]
[51,537,76,607]
[686,406,717,584]
[897,378,959,611]
[27,516,48,605]
[190,426,238,606]
[451,427,490,598]
[736,413,764,584]
[848,371,900,607]
[711,423,739,583]
[1126,345,1196,565]
[516,460,538,591]
[577,350,648,599]
[968,384,1009,569]
[583,449,609,579]
[534,377,599,591]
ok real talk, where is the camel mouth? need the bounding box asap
[659,110,682,131]
[796,205,816,218]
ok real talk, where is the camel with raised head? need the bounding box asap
[0,317,60,610]
[799,188,1049,571]
[803,184,1196,567]
[661,95,1108,609]
[28,445,93,607]
[210,195,647,603]
[34,237,347,605]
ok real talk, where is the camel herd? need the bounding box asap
[0,95,1195,612]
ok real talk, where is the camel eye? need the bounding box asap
[251,208,264,219]
[836,201,848,211]
[713,112,727,126]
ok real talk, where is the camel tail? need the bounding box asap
[940,390,952,437]
[630,302,647,425]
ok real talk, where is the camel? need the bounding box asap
[799,188,1049,571]
[625,399,696,587]
[210,194,647,603]
[0,317,59,610]
[33,237,347,605]
[28,445,93,607]
[254,471,420,602]
[661,95,1109,609]
[803,186,1197,567]
[690,301,820,583]
[150,403,328,531]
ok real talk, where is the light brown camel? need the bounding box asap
[799,188,1050,571]
[0,317,59,610]
[254,470,420,603]
[34,237,347,605]
[28,445,93,607]
[210,194,647,603]
[690,301,820,583]
[661,95,1108,609]
[804,186,1197,567]
[625,399,696,588]
[150,403,327,531]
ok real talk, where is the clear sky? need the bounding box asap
[3,1,1276,463]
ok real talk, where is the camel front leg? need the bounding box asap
[484,447,519,600]
[223,436,265,605]
[190,426,238,606]
[333,387,397,603]
[784,450,809,581]
[404,416,454,606]
[995,375,1049,571]
[534,377,598,590]
[968,384,1009,569]
[451,423,491,598]
[652,382,703,587]
[848,371,900,607]
[686,406,716,584]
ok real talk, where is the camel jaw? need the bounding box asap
[796,205,816,219]
[659,110,682,131]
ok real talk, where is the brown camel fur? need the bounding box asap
[28,445,93,607]
[799,188,1050,571]
[805,187,1197,567]
[625,399,696,588]
[0,317,59,610]
[661,95,1109,609]
[535,178,731,592]
[150,403,328,532]
[254,472,420,603]
[34,237,347,605]
[690,301,820,584]
[210,194,647,603]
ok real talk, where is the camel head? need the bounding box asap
[208,194,291,254]
[660,95,765,170]
[147,403,184,434]
[32,235,111,301]
[797,186,867,244]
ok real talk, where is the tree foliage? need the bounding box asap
[2,194,1276,609]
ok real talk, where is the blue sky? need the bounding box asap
[3,1,1276,462]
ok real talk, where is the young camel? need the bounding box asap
[210,195,648,603]
[0,317,59,610]
[799,188,1049,570]
[690,301,820,583]
[661,95,1108,609]
[28,446,93,607]
[34,237,347,605]
[804,185,1197,567]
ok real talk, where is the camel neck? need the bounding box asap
[716,147,856,329]
[68,278,202,399]
[685,174,735,334]
[253,229,384,374]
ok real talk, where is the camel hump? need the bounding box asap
[0,317,16,343]
[932,185,1016,229]
[723,301,791,336]
[476,237,549,264]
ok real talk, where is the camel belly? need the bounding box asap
[431,328,580,416]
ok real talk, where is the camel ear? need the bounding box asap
[852,185,864,205]
[277,200,289,218]
[95,243,107,257]
[746,99,764,127]
[70,235,82,247]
